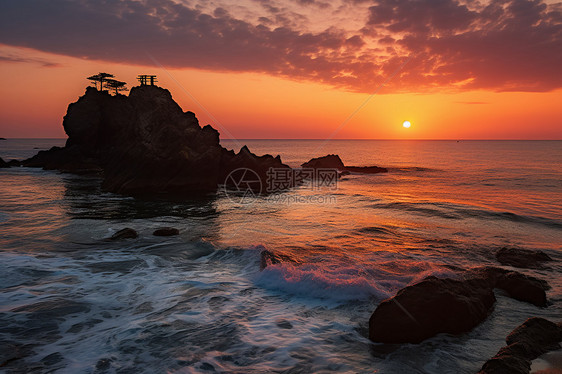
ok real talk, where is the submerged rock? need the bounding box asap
[0,157,9,168]
[108,228,138,240]
[369,267,550,344]
[368,276,495,344]
[260,249,299,270]
[479,317,562,374]
[23,85,289,196]
[153,227,179,236]
[495,247,553,269]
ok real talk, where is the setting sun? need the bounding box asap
[403,121,411,128]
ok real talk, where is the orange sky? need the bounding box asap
[0,0,561,139]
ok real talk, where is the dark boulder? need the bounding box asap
[7,160,21,167]
[369,267,550,344]
[260,249,299,270]
[0,157,9,168]
[344,166,388,174]
[472,266,549,307]
[479,318,562,374]
[496,247,553,269]
[301,154,345,170]
[369,276,496,344]
[108,228,138,240]
[153,227,179,236]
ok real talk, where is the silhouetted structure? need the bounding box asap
[87,72,114,91]
[105,79,128,95]
[137,75,157,86]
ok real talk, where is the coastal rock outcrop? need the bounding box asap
[479,317,562,374]
[0,157,9,168]
[369,267,550,344]
[301,154,388,174]
[153,227,180,236]
[23,85,289,195]
[369,276,496,344]
[495,247,553,269]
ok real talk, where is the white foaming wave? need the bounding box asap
[254,262,391,303]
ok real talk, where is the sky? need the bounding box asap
[0,0,561,139]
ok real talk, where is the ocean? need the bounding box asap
[1,139,561,373]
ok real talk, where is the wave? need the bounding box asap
[369,201,562,229]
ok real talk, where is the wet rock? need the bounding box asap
[0,157,9,168]
[479,318,562,374]
[369,276,496,344]
[276,319,294,329]
[344,165,388,174]
[153,227,179,236]
[108,228,138,240]
[496,247,553,269]
[369,267,551,344]
[260,249,299,270]
[301,154,345,170]
[473,266,549,307]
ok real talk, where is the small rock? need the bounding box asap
[496,247,553,269]
[276,319,293,329]
[301,154,345,170]
[108,228,138,240]
[153,227,179,236]
[0,157,9,168]
[479,318,562,374]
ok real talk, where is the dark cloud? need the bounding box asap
[0,0,560,93]
[0,53,61,67]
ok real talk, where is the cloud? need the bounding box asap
[0,53,61,67]
[0,0,560,93]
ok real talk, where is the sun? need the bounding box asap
[403,120,411,128]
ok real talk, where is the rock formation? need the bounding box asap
[302,154,388,174]
[479,317,562,374]
[369,267,550,344]
[23,85,289,196]
[495,247,553,269]
[0,157,9,168]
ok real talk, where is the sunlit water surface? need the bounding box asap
[1,139,561,373]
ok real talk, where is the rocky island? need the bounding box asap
[22,83,289,196]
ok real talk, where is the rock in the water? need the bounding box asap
[301,154,345,170]
[0,137,6,140]
[369,267,551,344]
[153,227,179,236]
[0,157,9,168]
[344,166,388,174]
[496,247,553,269]
[473,266,549,307]
[479,318,562,374]
[369,276,496,344]
[109,228,138,240]
[7,160,21,167]
[260,249,299,270]
[23,85,289,196]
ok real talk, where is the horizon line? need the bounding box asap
[2,137,561,141]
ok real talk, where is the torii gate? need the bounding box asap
[137,75,158,86]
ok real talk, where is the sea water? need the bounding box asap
[1,139,561,373]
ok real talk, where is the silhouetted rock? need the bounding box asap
[369,276,496,344]
[344,166,388,174]
[108,228,138,240]
[496,247,553,269]
[0,137,6,140]
[153,227,179,236]
[301,154,387,174]
[369,267,550,344]
[0,157,9,168]
[479,318,562,374]
[7,160,21,167]
[23,85,289,195]
[472,266,549,307]
[260,249,299,270]
[302,154,345,170]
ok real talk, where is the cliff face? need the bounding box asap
[24,86,288,195]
